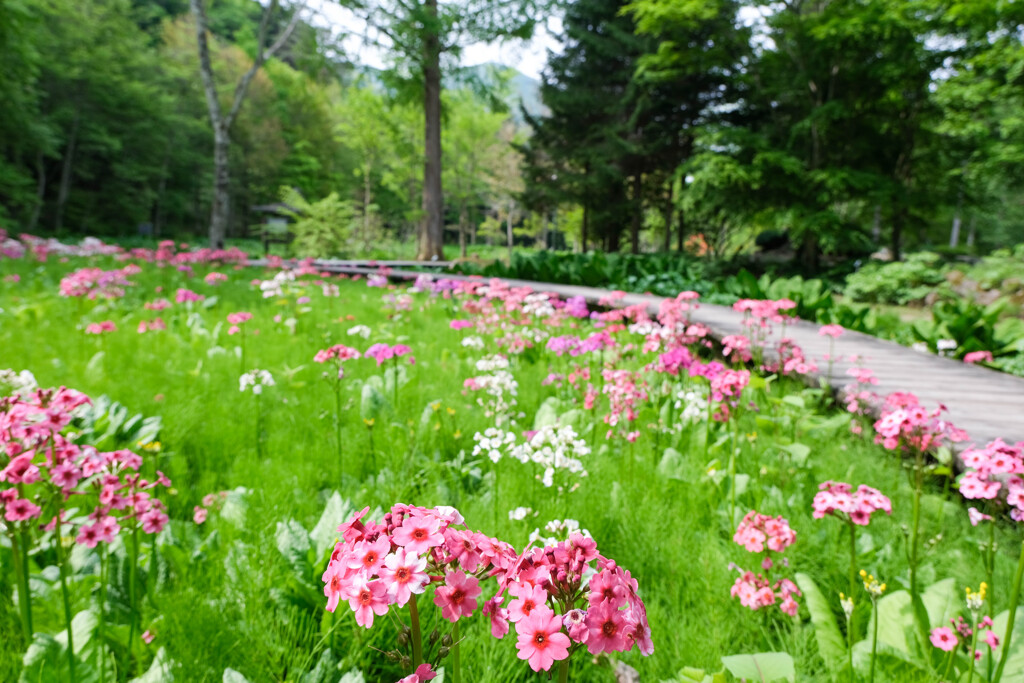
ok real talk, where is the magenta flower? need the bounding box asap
[515,610,571,672]
[930,626,959,652]
[346,536,391,576]
[483,596,510,639]
[812,481,892,526]
[396,663,437,683]
[507,582,550,623]
[4,497,41,522]
[433,570,481,622]
[964,350,993,365]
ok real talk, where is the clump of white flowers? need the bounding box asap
[0,368,38,398]
[529,518,591,546]
[461,335,485,350]
[674,389,707,422]
[239,369,275,395]
[472,427,516,463]
[347,324,372,339]
[510,424,590,488]
[508,506,534,522]
[464,355,519,425]
[258,270,296,299]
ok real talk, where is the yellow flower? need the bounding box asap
[137,441,162,452]
[453,430,462,439]
[364,418,375,427]
[446,407,456,416]
[860,570,886,597]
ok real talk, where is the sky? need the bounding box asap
[311,1,564,81]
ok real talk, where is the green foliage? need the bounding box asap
[279,187,360,259]
[843,254,949,305]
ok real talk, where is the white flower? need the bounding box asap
[911,342,930,354]
[461,335,485,350]
[239,369,275,393]
[0,368,38,398]
[508,506,533,521]
[471,428,516,462]
[509,425,589,487]
[347,324,372,339]
[475,354,510,372]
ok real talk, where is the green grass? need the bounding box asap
[0,255,1019,683]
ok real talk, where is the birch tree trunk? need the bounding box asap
[418,0,445,260]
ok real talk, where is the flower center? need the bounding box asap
[397,568,409,580]
[358,589,372,605]
[451,589,465,604]
[534,632,547,645]
[602,620,617,637]
[412,528,426,540]
[363,552,377,566]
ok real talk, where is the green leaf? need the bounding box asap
[131,647,175,683]
[780,443,811,466]
[795,573,847,674]
[991,609,1024,683]
[721,652,795,682]
[310,492,351,558]
[223,669,251,683]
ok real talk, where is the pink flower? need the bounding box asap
[346,536,391,576]
[76,523,102,548]
[964,350,993,365]
[968,507,993,527]
[563,608,589,643]
[346,578,390,628]
[508,581,550,623]
[930,627,959,651]
[193,506,208,524]
[227,312,252,325]
[140,509,169,534]
[984,629,1000,649]
[433,570,481,622]
[323,561,353,613]
[393,514,444,554]
[588,569,628,610]
[483,596,510,639]
[141,630,155,644]
[515,609,571,672]
[585,602,632,655]
[379,548,429,607]
[397,664,437,683]
[819,324,844,338]
[4,497,41,522]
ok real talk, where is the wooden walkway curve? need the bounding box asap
[252,259,1024,448]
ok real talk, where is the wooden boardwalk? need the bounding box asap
[252,259,1024,448]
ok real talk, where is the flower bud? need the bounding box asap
[397,631,410,647]
[428,629,441,644]
[385,650,401,662]
[441,634,453,647]
[400,656,411,669]
[438,646,450,659]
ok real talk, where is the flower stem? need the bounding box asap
[909,450,923,599]
[334,384,343,480]
[967,616,979,683]
[557,658,569,683]
[11,529,33,641]
[452,621,462,683]
[848,522,858,597]
[993,539,1024,683]
[56,518,77,683]
[99,545,108,683]
[128,525,140,668]
[869,597,879,683]
[409,594,423,668]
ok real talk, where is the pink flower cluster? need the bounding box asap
[85,321,117,335]
[958,438,1024,520]
[137,318,166,334]
[323,504,516,629]
[730,511,801,616]
[873,393,967,452]
[322,504,652,678]
[730,570,802,617]
[931,617,1000,655]
[365,343,415,366]
[227,311,253,335]
[963,350,994,365]
[204,272,228,286]
[59,266,135,299]
[175,288,204,304]
[733,511,796,555]
[812,481,892,526]
[0,386,171,540]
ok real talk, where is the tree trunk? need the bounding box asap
[630,173,642,254]
[966,215,977,247]
[542,212,550,250]
[459,201,467,258]
[950,181,964,248]
[677,207,685,252]
[29,152,45,232]
[871,204,881,242]
[417,0,444,261]
[891,205,904,261]
[662,183,673,253]
[54,111,80,233]
[506,202,514,265]
[363,164,373,249]
[209,124,231,249]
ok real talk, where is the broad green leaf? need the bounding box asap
[131,647,175,683]
[795,573,847,673]
[223,669,251,683]
[780,443,811,466]
[721,652,795,682]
